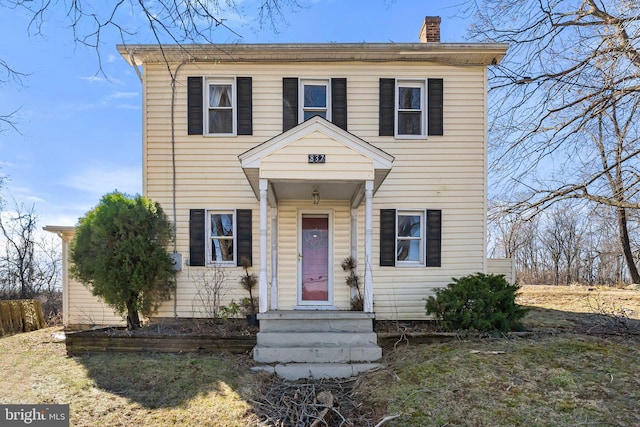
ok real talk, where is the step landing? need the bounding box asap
[253,311,383,380]
[251,362,382,380]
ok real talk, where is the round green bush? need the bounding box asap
[425,273,528,332]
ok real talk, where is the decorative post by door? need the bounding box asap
[270,207,278,310]
[364,180,374,313]
[259,179,268,313]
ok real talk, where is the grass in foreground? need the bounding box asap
[1,285,639,426]
[361,334,640,426]
[0,328,259,426]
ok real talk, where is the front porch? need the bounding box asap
[238,116,395,315]
[252,310,382,380]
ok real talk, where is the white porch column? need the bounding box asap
[61,237,70,326]
[350,208,358,302]
[259,179,269,313]
[270,207,278,310]
[364,180,374,313]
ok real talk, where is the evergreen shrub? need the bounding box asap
[425,273,528,332]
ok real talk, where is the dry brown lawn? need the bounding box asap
[1,284,639,426]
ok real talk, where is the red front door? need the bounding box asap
[301,215,329,302]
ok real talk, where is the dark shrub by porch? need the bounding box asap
[425,273,528,332]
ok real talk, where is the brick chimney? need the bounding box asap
[419,16,441,43]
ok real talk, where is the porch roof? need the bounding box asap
[238,117,394,208]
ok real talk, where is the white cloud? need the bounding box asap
[79,75,107,83]
[115,104,141,110]
[62,165,142,198]
[79,75,124,86]
[107,91,139,100]
[0,160,17,169]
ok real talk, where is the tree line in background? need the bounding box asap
[0,186,62,321]
[471,0,640,285]
[490,201,640,286]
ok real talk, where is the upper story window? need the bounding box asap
[301,80,330,121]
[396,81,424,137]
[379,78,443,138]
[206,78,236,135]
[187,76,252,136]
[283,77,347,132]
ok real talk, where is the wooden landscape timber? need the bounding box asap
[65,328,256,355]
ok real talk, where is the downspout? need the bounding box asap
[169,62,186,318]
[59,232,70,326]
[128,51,186,319]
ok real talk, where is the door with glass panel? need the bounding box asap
[298,214,331,304]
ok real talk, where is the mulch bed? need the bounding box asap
[87,318,260,337]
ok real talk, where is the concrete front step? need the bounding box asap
[254,344,382,364]
[252,362,383,380]
[257,331,378,347]
[257,311,374,333]
[253,311,382,378]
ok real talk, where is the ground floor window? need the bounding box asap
[189,208,252,267]
[208,210,235,264]
[397,210,424,264]
[380,208,441,267]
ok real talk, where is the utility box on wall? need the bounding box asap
[169,253,182,271]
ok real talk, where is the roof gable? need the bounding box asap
[239,116,394,170]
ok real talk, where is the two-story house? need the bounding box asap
[47,17,510,378]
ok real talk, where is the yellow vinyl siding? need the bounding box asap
[138,59,487,320]
[67,275,125,327]
[487,258,516,284]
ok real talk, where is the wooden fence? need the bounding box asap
[0,300,46,336]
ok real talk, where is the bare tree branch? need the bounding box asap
[0,0,302,125]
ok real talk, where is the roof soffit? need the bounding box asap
[117,43,508,67]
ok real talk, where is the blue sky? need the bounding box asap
[0,0,470,228]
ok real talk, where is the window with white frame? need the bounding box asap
[396,210,424,264]
[208,210,235,263]
[206,78,235,135]
[396,81,425,137]
[300,79,330,121]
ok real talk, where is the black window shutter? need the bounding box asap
[331,78,347,130]
[380,209,396,266]
[237,77,253,135]
[189,209,206,266]
[236,209,252,266]
[379,78,395,136]
[283,77,299,132]
[187,77,203,135]
[426,209,442,267]
[427,78,444,136]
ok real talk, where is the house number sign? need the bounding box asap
[308,154,326,163]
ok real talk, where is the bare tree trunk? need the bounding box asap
[126,294,141,330]
[617,207,640,284]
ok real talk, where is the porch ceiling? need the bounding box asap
[241,165,390,208]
